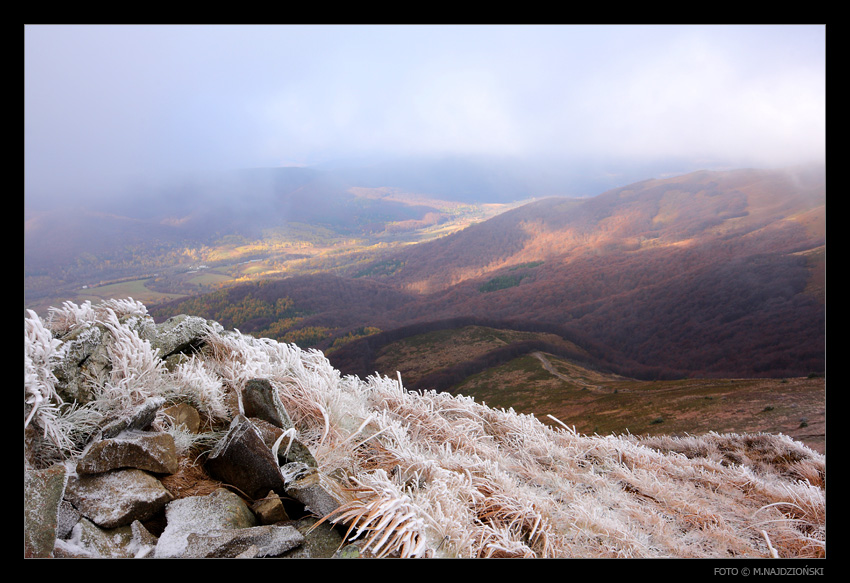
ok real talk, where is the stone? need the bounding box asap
[152,315,214,359]
[52,324,109,405]
[251,490,291,524]
[334,544,362,558]
[77,430,179,475]
[205,415,287,499]
[283,516,347,558]
[131,520,160,557]
[183,524,305,558]
[24,463,67,558]
[282,463,341,519]
[65,468,173,529]
[242,378,293,430]
[252,417,318,467]
[161,402,201,433]
[54,517,158,558]
[56,500,81,539]
[154,488,257,558]
[101,396,166,438]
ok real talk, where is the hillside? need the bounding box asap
[150,165,825,381]
[24,300,826,558]
[329,323,825,454]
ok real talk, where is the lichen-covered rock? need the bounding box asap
[152,315,217,360]
[51,324,109,405]
[283,516,347,558]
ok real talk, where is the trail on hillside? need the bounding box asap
[531,351,612,393]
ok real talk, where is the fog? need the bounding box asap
[24,24,825,209]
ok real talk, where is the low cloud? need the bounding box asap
[25,25,825,207]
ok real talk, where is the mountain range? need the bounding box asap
[25,159,825,381]
[147,164,825,381]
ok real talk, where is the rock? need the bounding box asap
[131,520,160,557]
[52,324,109,405]
[56,500,81,539]
[252,417,318,467]
[65,468,173,529]
[183,524,305,558]
[242,378,293,430]
[161,402,201,433]
[205,415,287,499]
[24,463,67,558]
[334,544,362,558]
[154,488,257,558]
[77,430,179,475]
[281,463,341,519]
[101,396,166,438]
[52,316,158,405]
[152,315,214,359]
[283,516,347,558]
[251,490,291,524]
[55,517,157,558]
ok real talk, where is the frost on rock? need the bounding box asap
[64,468,173,529]
[155,488,257,558]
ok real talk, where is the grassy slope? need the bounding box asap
[372,326,826,454]
[26,303,826,558]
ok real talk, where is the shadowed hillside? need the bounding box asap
[355,166,826,378]
[152,166,824,380]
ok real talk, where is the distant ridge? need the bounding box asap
[34,164,825,380]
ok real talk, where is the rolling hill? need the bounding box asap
[146,164,824,384]
[350,166,826,378]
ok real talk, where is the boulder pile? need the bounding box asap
[24,304,354,558]
[25,383,354,558]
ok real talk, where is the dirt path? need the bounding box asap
[531,351,611,393]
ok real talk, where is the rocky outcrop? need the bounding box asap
[24,306,348,558]
[25,392,347,558]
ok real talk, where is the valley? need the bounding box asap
[24,184,523,315]
[24,163,826,450]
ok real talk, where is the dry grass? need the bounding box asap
[24,301,826,558]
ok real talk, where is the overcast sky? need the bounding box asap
[24,24,825,205]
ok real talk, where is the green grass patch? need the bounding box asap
[478,274,526,293]
[509,261,544,271]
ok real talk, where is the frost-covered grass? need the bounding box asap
[24,299,826,558]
